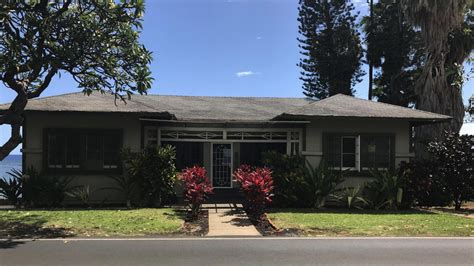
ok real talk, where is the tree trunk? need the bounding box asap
[414,43,464,159]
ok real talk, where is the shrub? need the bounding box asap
[234,165,274,217]
[122,145,177,207]
[428,131,474,210]
[332,186,367,209]
[66,185,92,207]
[180,166,213,220]
[366,169,404,210]
[303,160,344,208]
[19,167,73,207]
[399,160,451,207]
[261,151,306,207]
[0,169,23,207]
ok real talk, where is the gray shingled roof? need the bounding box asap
[0,92,450,122]
[276,94,451,121]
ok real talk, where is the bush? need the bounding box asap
[366,169,404,210]
[0,169,23,206]
[399,160,451,207]
[122,145,177,207]
[428,131,474,210]
[261,151,306,207]
[180,166,213,220]
[303,160,344,208]
[331,186,367,209]
[234,165,274,217]
[20,167,73,207]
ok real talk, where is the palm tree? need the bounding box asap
[400,0,471,157]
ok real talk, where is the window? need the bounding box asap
[325,134,393,171]
[361,135,392,169]
[45,129,122,172]
[240,143,287,166]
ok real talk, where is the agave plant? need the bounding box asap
[66,185,93,207]
[303,160,344,208]
[366,169,405,210]
[0,169,23,207]
[331,186,368,209]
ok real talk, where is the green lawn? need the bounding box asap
[0,209,184,238]
[268,209,474,237]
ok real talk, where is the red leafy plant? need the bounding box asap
[180,166,213,220]
[234,165,274,217]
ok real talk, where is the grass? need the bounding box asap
[268,209,474,237]
[0,208,184,238]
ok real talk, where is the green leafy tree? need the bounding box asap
[0,1,153,160]
[298,0,364,99]
[428,131,474,211]
[363,0,423,107]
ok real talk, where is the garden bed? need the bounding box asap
[267,208,474,237]
[0,208,186,239]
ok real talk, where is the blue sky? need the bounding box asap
[1,0,473,154]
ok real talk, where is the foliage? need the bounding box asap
[366,169,405,210]
[102,175,137,208]
[0,169,23,206]
[261,151,306,207]
[398,160,451,207]
[331,186,367,209]
[428,131,474,210]
[297,0,363,99]
[362,0,423,107]
[66,186,92,208]
[303,160,344,208]
[0,1,153,159]
[234,165,274,216]
[20,167,73,207]
[122,145,177,207]
[180,166,213,220]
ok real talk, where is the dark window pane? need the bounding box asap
[240,143,287,167]
[342,154,356,168]
[361,135,391,168]
[48,134,65,168]
[342,138,356,153]
[65,134,81,168]
[104,134,121,168]
[162,142,203,170]
[325,136,341,168]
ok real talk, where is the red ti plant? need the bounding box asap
[180,166,213,220]
[234,165,274,217]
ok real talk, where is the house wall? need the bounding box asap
[22,112,414,203]
[22,112,143,203]
[303,117,413,188]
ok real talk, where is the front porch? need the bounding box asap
[141,120,305,191]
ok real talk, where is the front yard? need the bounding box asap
[268,209,474,237]
[0,209,184,238]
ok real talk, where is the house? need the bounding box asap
[0,93,450,202]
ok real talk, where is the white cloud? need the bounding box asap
[256,36,263,40]
[236,71,258,77]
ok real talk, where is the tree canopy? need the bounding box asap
[0,0,153,160]
[298,0,363,99]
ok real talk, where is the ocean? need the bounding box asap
[0,155,22,180]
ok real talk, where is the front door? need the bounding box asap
[211,143,232,188]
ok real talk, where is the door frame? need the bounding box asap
[210,142,233,189]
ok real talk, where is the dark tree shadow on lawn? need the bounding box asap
[0,213,75,240]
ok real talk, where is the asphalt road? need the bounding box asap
[1,238,473,265]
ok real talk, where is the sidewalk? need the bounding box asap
[203,203,261,237]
